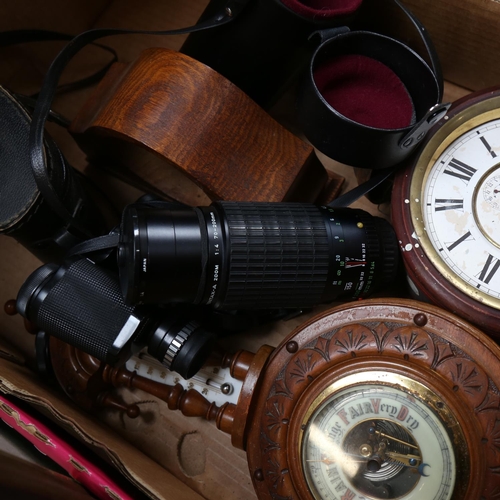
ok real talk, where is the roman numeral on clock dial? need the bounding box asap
[442,231,473,252]
[443,159,477,183]
[477,254,500,285]
[433,199,464,211]
[403,106,500,323]
[479,134,497,158]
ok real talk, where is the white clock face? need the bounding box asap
[412,113,500,307]
[301,373,457,500]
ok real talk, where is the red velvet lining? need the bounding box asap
[280,0,363,19]
[313,54,414,129]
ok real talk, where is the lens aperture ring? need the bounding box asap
[351,208,382,298]
[321,207,400,300]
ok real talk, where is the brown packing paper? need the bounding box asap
[0,357,204,500]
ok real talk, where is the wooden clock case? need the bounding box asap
[391,87,500,338]
[245,298,500,499]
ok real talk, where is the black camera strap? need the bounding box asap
[66,232,121,258]
[27,0,249,239]
[0,29,118,97]
[327,166,397,208]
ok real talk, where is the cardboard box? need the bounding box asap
[0,1,491,499]
[402,0,500,92]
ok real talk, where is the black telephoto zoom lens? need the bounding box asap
[118,202,399,308]
[16,258,215,378]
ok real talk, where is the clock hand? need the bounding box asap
[385,451,422,467]
[371,429,420,450]
[307,449,378,464]
[306,457,368,465]
[306,458,336,465]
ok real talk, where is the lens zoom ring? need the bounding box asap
[35,259,135,361]
[217,203,330,309]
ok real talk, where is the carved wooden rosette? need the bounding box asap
[48,338,142,418]
[245,298,500,499]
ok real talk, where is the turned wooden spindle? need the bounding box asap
[47,335,275,449]
[3,299,16,316]
[222,345,275,449]
[96,391,140,419]
[96,344,275,449]
[100,364,236,435]
[5,297,277,449]
[221,349,257,381]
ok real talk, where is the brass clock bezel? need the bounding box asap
[299,370,458,430]
[299,371,461,500]
[408,96,500,310]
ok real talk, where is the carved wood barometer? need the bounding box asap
[42,298,500,499]
[392,87,500,337]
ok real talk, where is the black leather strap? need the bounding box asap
[66,233,120,257]
[392,0,442,99]
[28,0,248,238]
[0,29,119,98]
[23,0,439,222]
[327,166,397,208]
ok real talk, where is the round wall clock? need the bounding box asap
[391,86,500,337]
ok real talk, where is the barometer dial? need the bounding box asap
[301,375,456,500]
